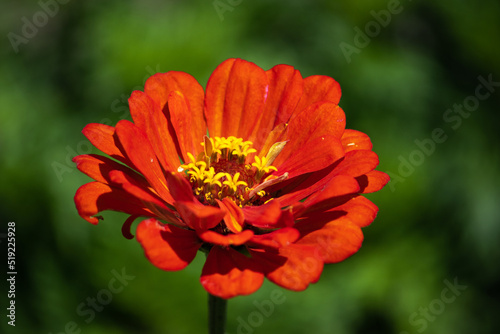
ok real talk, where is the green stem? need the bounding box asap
[208,293,227,334]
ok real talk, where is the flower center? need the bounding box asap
[178,136,285,206]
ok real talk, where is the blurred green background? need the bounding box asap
[1,0,499,333]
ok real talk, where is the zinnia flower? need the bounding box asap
[73,58,389,299]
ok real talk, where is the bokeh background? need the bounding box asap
[1,0,499,333]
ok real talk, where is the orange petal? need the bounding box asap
[175,201,225,231]
[73,154,148,188]
[205,58,268,139]
[356,170,390,193]
[251,244,324,291]
[332,150,380,178]
[294,75,341,114]
[74,182,153,224]
[267,64,304,127]
[201,246,264,299]
[337,196,378,228]
[109,170,181,225]
[247,227,300,249]
[296,218,364,263]
[300,175,360,215]
[249,64,303,152]
[217,198,245,233]
[82,123,131,166]
[242,200,294,228]
[341,129,373,153]
[144,71,205,134]
[274,135,344,179]
[297,194,378,230]
[136,218,201,271]
[128,90,180,171]
[198,230,254,246]
[273,101,346,167]
[165,171,197,202]
[167,91,206,162]
[115,120,172,203]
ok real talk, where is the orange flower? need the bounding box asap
[73,58,389,299]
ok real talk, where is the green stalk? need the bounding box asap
[208,293,227,334]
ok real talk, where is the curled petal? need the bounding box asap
[136,218,201,271]
[74,182,153,224]
[201,246,264,299]
[121,215,138,240]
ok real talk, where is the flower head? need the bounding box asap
[73,58,389,298]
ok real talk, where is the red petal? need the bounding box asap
[115,120,173,203]
[82,123,131,166]
[243,200,294,229]
[165,172,226,230]
[218,198,245,233]
[248,64,303,152]
[74,182,153,224]
[128,91,180,171]
[300,175,360,215]
[267,65,304,127]
[341,129,373,153]
[296,218,364,263]
[144,71,205,132]
[297,195,378,230]
[331,150,380,178]
[73,154,148,188]
[198,230,254,246]
[247,227,300,249]
[356,170,390,193]
[273,101,346,168]
[164,171,196,202]
[251,244,324,291]
[205,58,268,139]
[109,170,182,225]
[167,90,206,162]
[337,196,378,228]
[175,201,226,231]
[136,218,201,271]
[294,75,342,114]
[201,246,264,299]
[274,135,344,179]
